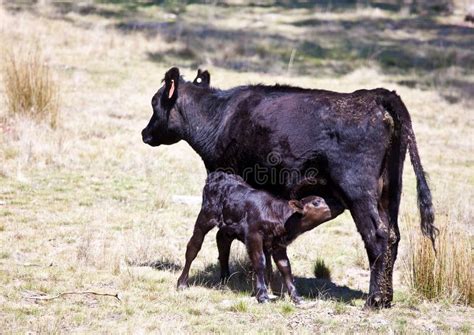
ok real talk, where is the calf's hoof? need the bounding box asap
[256,294,270,304]
[291,295,304,305]
[176,280,189,291]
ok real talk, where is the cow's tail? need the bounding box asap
[378,89,438,251]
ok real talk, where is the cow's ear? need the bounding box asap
[161,67,180,110]
[193,68,211,87]
[200,70,210,86]
[288,200,304,214]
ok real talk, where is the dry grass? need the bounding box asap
[2,43,59,128]
[0,2,472,334]
[404,223,473,306]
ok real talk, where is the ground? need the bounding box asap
[0,2,473,334]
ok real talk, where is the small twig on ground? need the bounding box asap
[24,291,121,302]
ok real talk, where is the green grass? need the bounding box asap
[280,302,295,315]
[229,300,249,313]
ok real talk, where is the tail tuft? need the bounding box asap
[416,169,438,251]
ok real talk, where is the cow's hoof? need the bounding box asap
[220,274,230,284]
[364,294,385,310]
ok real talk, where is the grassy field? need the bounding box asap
[0,2,473,333]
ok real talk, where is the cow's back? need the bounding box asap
[212,87,393,195]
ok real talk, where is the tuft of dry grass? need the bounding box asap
[2,43,59,128]
[314,258,331,280]
[404,223,473,306]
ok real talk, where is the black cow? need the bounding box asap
[177,171,335,303]
[142,67,436,308]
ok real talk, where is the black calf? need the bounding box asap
[177,172,335,304]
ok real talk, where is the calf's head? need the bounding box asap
[288,196,331,226]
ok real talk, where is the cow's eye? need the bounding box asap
[151,96,157,106]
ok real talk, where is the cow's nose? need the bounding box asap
[142,128,151,144]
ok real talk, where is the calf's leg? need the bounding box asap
[246,232,270,303]
[272,246,302,304]
[216,228,233,282]
[264,248,273,287]
[177,211,216,290]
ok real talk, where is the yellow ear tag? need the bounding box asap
[168,80,175,99]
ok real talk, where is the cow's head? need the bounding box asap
[141,67,185,146]
[142,67,213,147]
[288,195,331,223]
[193,69,211,87]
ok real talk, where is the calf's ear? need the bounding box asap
[161,67,180,110]
[288,200,304,214]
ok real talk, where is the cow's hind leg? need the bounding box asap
[384,220,400,307]
[177,211,216,290]
[349,195,391,308]
[378,197,398,308]
[382,172,403,307]
[378,131,406,307]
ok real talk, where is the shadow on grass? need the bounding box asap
[69,1,452,14]
[292,16,474,72]
[188,261,366,304]
[225,0,452,14]
[114,7,473,105]
[294,277,366,302]
[8,1,473,74]
[136,13,472,106]
[6,1,472,104]
[189,262,254,294]
[129,258,182,272]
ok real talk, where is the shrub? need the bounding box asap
[314,257,331,280]
[404,223,472,306]
[2,44,59,128]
